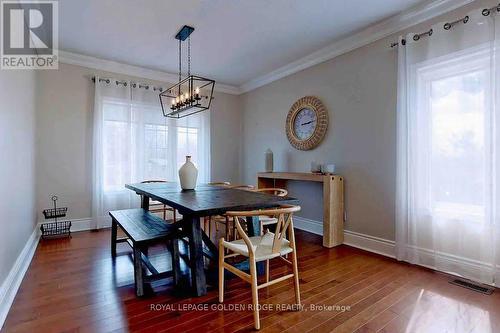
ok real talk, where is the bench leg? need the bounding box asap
[171,239,182,286]
[111,218,117,258]
[133,245,144,297]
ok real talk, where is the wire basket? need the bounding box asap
[40,221,72,238]
[41,195,71,239]
[42,207,67,219]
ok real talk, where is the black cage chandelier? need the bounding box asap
[159,25,215,118]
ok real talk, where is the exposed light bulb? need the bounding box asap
[195,87,200,94]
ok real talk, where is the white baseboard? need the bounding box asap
[70,217,111,231]
[399,245,497,285]
[37,217,110,233]
[0,226,40,330]
[343,230,396,258]
[293,216,396,258]
[69,217,95,232]
[293,216,323,236]
[293,216,496,285]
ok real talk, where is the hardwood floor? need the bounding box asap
[3,229,500,333]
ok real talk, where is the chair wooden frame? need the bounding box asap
[140,180,177,222]
[227,184,255,190]
[207,181,231,186]
[254,188,288,196]
[253,188,288,234]
[204,182,231,239]
[218,205,301,330]
[212,184,255,242]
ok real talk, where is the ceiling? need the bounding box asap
[59,0,428,87]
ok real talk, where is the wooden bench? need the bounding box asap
[109,208,183,297]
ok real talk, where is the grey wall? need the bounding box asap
[35,63,242,221]
[36,64,94,223]
[240,0,491,241]
[0,71,37,283]
[210,91,243,183]
[241,41,398,240]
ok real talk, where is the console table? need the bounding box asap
[257,172,344,248]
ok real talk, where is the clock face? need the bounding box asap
[293,108,317,140]
[286,96,328,151]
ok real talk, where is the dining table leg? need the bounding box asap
[140,194,150,210]
[246,216,261,237]
[185,215,207,296]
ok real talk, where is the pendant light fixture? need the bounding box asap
[159,25,215,118]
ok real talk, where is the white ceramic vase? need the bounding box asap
[179,156,198,190]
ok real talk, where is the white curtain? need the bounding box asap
[396,9,500,285]
[91,77,211,228]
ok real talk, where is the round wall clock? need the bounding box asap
[286,96,328,150]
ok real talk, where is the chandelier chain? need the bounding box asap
[188,35,191,77]
[178,39,181,83]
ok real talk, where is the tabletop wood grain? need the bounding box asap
[125,182,299,216]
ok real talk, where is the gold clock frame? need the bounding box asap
[286,96,328,150]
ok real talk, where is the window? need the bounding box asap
[101,99,210,193]
[177,127,198,170]
[395,11,500,284]
[145,124,169,180]
[416,50,491,223]
[103,101,131,192]
[92,80,210,229]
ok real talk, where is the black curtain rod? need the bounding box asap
[91,76,163,92]
[390,3,500,48]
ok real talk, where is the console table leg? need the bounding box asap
[323,175,344,248]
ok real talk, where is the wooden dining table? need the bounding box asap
[125,182,299,296]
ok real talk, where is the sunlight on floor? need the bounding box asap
[405,289,492,333]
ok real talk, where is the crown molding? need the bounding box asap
[57,0,475,95]
[57,50,241,95]
[239,0,475,93]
